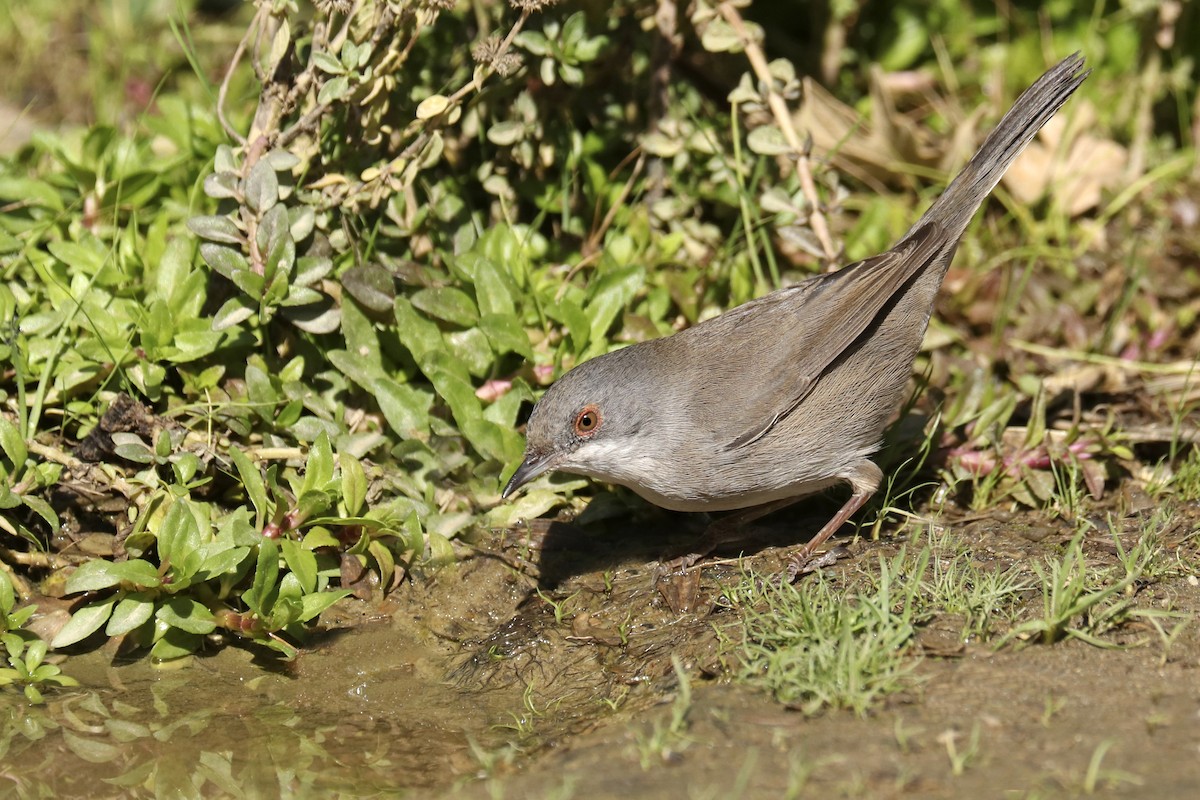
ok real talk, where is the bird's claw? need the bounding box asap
[784,545,850,582]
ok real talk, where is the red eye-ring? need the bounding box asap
[574,405,601,437]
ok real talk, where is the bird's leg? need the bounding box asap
[660,497,802,572]
[785,461,882,581]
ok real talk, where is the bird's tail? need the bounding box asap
[910,52,1090,244]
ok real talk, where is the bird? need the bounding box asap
[502,54,1090,580]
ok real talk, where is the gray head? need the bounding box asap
[502,344,666,498]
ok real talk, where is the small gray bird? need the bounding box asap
[503,54,1089,579]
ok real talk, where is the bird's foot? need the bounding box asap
[784,544,850,582]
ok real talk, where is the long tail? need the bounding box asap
[909,52,1090,243]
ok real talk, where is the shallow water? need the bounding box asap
[2,621,509,798]
[5,508,1200,799]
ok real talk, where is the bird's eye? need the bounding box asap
[574,405,601,437]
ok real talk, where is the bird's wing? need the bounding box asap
[707,222,947,450]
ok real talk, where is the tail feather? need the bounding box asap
[909,52,1090,243]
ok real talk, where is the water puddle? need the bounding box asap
[2,623,506,797]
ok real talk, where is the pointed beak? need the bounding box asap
[502,451,555,499]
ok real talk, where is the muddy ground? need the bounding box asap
[4,493,1198,799]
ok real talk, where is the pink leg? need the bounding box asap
[784,489,871,580]
[786,462,882,582]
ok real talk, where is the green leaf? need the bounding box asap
[0,484,21,511]
[203,171,240,200]
[746,125,792,156]
[281,286,322,307]
[312,50,345,75]
[106,593,156,636]
[156,598,216,635]
[358,372,423,435]
[302,432,335,494]
[277,398,303,428]
[65,559,161,593]
[19,494,59,533]
[188,215,244,244]
[419,351,480,429]
[281,296,340,334]
[411,286,479,326]
[0,176,64,211]
[289,206,316,247]
[700,19,742,53]
[112,433,155,464]
[302,528,342,550]
[415,94,450,120]
[199,545,251,580]
[244,160,279,214]
[878,9,927,71]
[479,313,533,359]
[245,363,279,419]
[154,430,172,460]
[515,30,550,56]
[230,447,269,528]
[295,489,333,521]
[23,639,47,670]
[200,242,250,280]
[229,448,267,522]
[482,378,533,425]
[0,416,27,466]
[298,590,351,623]
[296,256,333,291]
[264,591,303,630]
[460,417,523,463]
[484,488,563,529]
[277,571,304,603]
[230,267,264,299]
[267,18,291,73]
[426,531,455,565]
[445,327,494,376]
[0,570,13,615]
[257,204,293,281]
[155,237,194,304]
[7,605,34,629]
[340,452,367,517]
[47,239,106,275]
[393,297,445,362]
[244,539,280,616]
[585,264,644,342]
[318,75,350,104]
[341,264,395,312]
[52,597,116,648]
[471,259,516,317]
[368,540,396,594]
[212,297,255,331]
[281,539,318,594]
[149,627,200,660]
[399,512,424,558]
[156,500,202,575]
[486,120,526,146]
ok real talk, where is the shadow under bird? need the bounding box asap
[503,54,1090,580]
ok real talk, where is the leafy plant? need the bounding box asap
[1,570,78,702]
[49,434,362,660]
[995,531,1152,649]
[729,548,926,715]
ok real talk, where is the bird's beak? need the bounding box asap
[502,451,554,499]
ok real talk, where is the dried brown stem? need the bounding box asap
[0,547,91,570]
[717,2,838,263]
[217,8,266,146]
